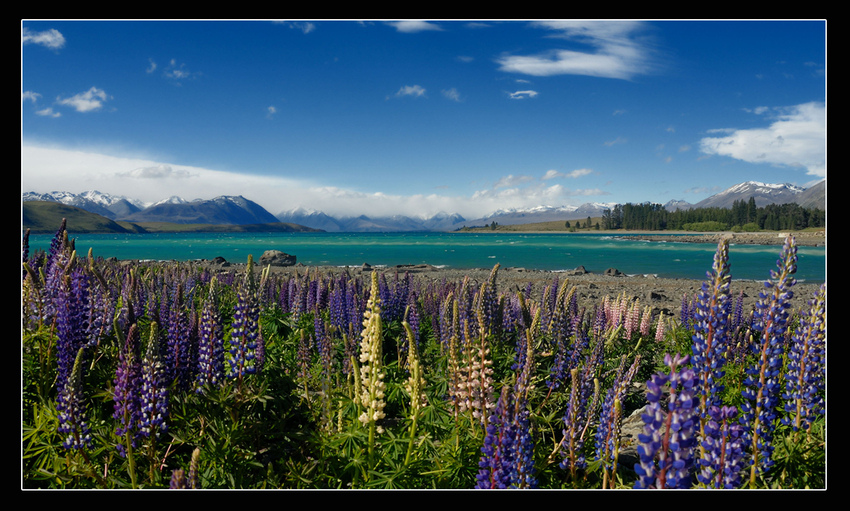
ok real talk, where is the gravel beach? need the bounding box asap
[189,230,826,319]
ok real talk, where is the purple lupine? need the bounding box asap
[166,282,195,392]
[139,323,169,440]
[475,383,537,489]
[113,322,143,456]
[196,278,225,391]
[228,258,262,380]
[781,283,826,433]
[595,354,641,480]
[58,346,93,450]
[691,240,732,435]
[697,405,746,489]
[475,387,513,489]
[55,265,92,434]
[634,353,698,489]
[22,228,30,280]
[740,236,797,482]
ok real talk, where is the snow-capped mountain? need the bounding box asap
[121,195,280,225]
[23,191,280,225]
[694,181,807,209]
[22,190,145,219]
[276,207,468,232]
[467,202,619,227]
[23,180,825,232]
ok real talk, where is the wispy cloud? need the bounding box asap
[508,90,538,100]
[442,88,462,102]
[542,168,594,180]
[22,145,610,220]
[699,101,825,177]
[385,20,443,33]
[56,87,110,113]
[391,85,427,99]
[22,28,66,50]
[495,20,655,80]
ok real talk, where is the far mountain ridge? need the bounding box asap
[23,179,825,232]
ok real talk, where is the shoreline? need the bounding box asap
[615,230,825,247]
[177,259,824,318]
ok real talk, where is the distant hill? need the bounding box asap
[22,201,322,235]
[23,179,826,233]
[23,201,144,234]
[120,195,280,225]
[794,180,826,210]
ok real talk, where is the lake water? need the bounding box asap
[25,231,826,282]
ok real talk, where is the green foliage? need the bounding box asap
[21,252,825,489]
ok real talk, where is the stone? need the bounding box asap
[259,250,296,267]
[210,256,230,267]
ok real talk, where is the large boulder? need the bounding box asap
[259,250,296,267]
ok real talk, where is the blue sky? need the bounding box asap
[21,20,826,219]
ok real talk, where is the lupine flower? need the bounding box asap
[166,283,195,392]
[595,353,641,484]
[697,405,746,489]
[559,352,599,481]
[139,323,169,440]
[113,323,143,456]
[782,283,826,433]
[690,239,732,444]
[475,385,537,489]
[196,278,225,391]
[358,271,387,435]
[655,314,666,343]
[228,258,262,380]
[741,236,797,482]
[634,353,698,489]
[58,347,93,450]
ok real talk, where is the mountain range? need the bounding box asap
[22,179,825,233]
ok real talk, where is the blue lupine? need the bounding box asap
[595,353,641,482]
[113,323,143,456]
[697,405,746,489]
[782,283,826,433]
[55,265,92,437]
[634,353,698,489]
[139,323,169,440]
[228,257,262,380]
[58,346,93,450]
[166,283,195,392]
[196,278,225,391]
[690,240,732,446]
[740,236,797,483]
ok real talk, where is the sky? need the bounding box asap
[21,19,826,220]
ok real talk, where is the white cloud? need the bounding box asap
[393,85,427,99]
[543,168,594,180]
[496,20,654,80]
[21,145,610,221]
[442,88,462,101]
[22,28,66,50]
[385,21,443,33]
[699,101,825,177]
[22,91,41,103]
[494,174,535,189]
[508,90,538,100]
[56,87,110,113]
[36,108,61,118]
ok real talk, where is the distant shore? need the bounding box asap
[454,227,825,247]
[615,230,825,247]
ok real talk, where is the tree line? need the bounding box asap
[601,197,825,232]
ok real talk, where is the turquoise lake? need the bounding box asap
[26,232,826,283]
